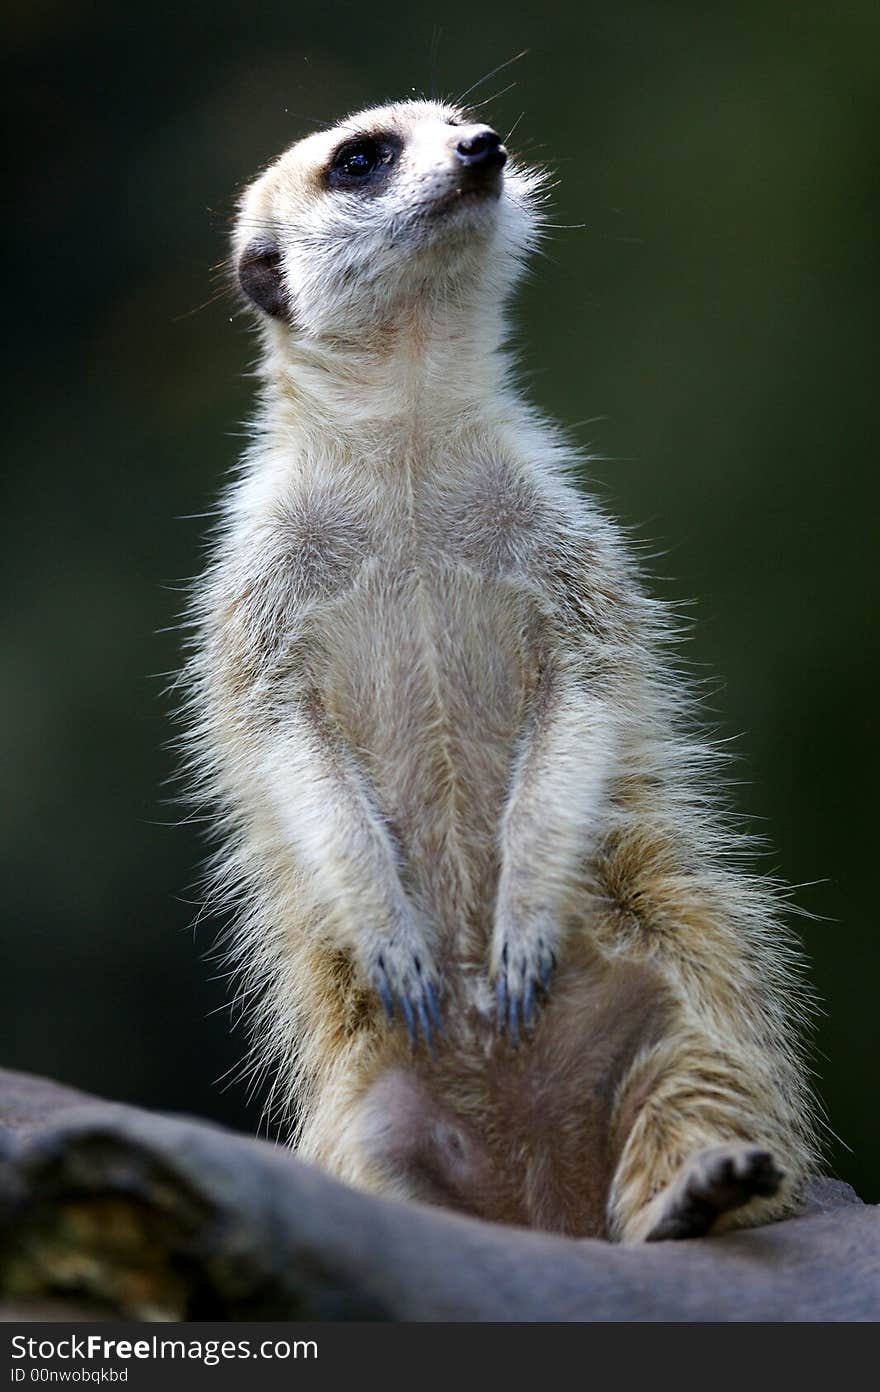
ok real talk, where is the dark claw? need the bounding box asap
[523,979,536,1031]
[425,979,442,1032]
[495,972,508,1030]
[401,995,417,1047]
[508,992,520,1045]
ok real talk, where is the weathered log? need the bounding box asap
[0,1068,876,1321]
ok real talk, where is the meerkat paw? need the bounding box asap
[369,938,442,1053]
[491,922,557,1044]
[641,1142,786,1242]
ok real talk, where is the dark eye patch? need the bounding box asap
[325,133,402,191]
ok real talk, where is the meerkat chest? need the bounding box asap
[304,550,550,899]
[218,453,564,904]
[292,461,552,701]
[316,553,546,697]
[270,458,555,809]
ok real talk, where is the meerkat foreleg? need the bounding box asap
[263,701,442,1045]
[606,1034,794,1241]
[492,675,618,1038]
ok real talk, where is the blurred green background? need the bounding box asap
[3,2,877,1200]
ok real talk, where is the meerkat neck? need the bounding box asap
[258,294,510,444]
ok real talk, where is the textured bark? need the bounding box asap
[0,1068,876,1322]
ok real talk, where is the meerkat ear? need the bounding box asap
[237,236,291,322]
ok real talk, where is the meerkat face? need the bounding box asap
[233,100,542,339]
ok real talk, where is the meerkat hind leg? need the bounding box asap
[641,1142,785,1242]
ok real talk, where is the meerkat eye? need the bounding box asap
[336,140,379,177]
[327,135,400,191]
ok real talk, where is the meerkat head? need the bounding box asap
[233,99,543,341]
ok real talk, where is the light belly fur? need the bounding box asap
[302,556,546,958]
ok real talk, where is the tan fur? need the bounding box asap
[181,100,819,1242]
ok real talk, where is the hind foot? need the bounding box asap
[640,1143,785,1242]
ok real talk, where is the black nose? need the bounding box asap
[455,126,507,170]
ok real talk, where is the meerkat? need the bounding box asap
[182,98,819,1241]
